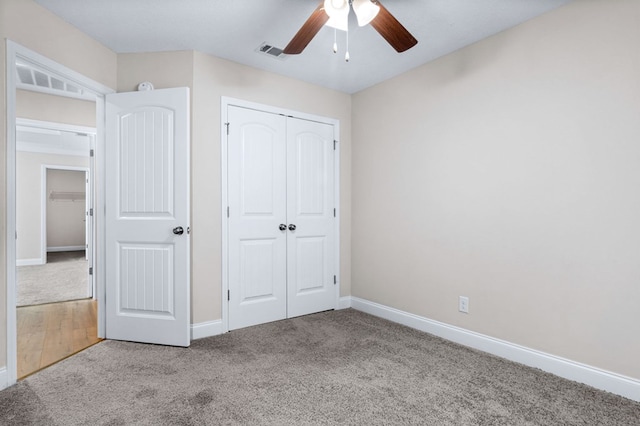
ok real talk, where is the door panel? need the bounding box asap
[228,106,287,330]
[240,129,278,215]
[287,118,336,318]
[118,107,174,216]
[240,239,278,301]
[119,244,173,315]
[106,88,190,347]
[295,236,326,292]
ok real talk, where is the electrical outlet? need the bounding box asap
[459,296,469,313]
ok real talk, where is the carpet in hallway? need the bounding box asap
[17,251,89,306]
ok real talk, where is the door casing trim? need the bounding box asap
[41,165,92,297]
[220,96,341,333]
[5,40,114,388]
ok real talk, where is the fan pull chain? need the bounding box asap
[345,26,350,62]
[333,29,338,53]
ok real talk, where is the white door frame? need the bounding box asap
[5,40,114,388]
[42,165,92,297]
[220,97,341,333]
[16,118,96,266]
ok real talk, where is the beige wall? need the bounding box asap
[15,151,41,261]
[46,169,87,249]
[117,51,352,324]
[1,0,117,370]
[15,88,94,261]
[0,0,116,88]
[16,90,96,127]
[351,0,640,380]
[16,154,89,261]
[117,51,195,93]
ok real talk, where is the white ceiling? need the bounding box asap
[34,0,573,94]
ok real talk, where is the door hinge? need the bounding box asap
[227,206,230,218]
[333,140,338,150]
[333,208,336,218]
[89,208,93,216]
[227,290,230,301]
[334,275,337,285]
[89,267,93,275]
[225,122,230,135]
[90,149,95,157]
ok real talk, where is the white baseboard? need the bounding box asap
[191,320,223,340]
[0,366,7,391]
[338,296,352,310]
[350,297,640,402]
[16,258,44,266]
[47,246,85,252]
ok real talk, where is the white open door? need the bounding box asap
[105,87,190,347]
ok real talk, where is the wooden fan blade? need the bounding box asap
[283,3,329,55]
[370,1,418,53]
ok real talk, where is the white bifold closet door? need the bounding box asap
[227,105,336,330]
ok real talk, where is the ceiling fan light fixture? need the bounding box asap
[352,0,380,27]
[284,0,417,56]
[324,0,349,15]
[324,0,349,31]
[325,15,349,32]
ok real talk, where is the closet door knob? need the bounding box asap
[279,224,287,231]
[288,224,296,231]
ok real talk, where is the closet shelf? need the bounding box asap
[49,191,85,202]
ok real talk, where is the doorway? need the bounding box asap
[15,128,94,307]
[14,112,98,379]
[222,99,341,332]
[6,41,113,386]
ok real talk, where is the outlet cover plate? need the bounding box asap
[459,296,469,313]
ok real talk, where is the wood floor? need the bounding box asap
[17,299,101,379]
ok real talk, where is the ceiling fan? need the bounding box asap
[283,0,418,56]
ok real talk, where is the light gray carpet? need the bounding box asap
[17,251,89,306]
[1,309,638,425]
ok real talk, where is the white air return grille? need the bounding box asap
[51,77,65,91]
[15,61,93,100]
[16,65,35,85]
[256,43,287,60]
[33,70,50,87]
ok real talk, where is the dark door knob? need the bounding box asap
[279,224,287,231]
[173,226,184,235]
[288,224,296,231]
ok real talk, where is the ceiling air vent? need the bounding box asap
[256,43,287,60]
